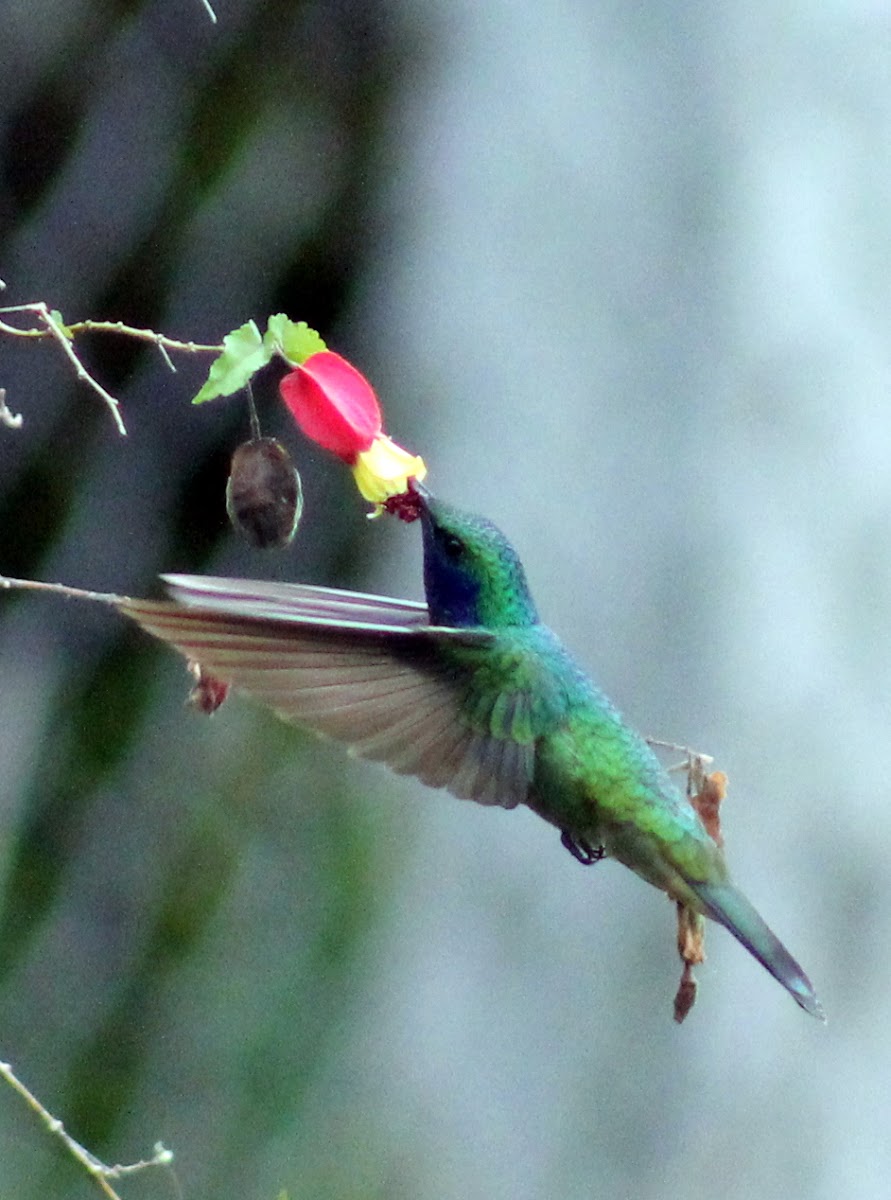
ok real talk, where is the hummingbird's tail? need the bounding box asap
[694,881,825,1021]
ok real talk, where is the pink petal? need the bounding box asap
[279,350,382,462]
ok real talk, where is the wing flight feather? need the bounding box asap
[118,577,536,809]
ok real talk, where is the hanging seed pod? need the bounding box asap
[226,437,303,548]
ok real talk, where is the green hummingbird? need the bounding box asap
[117,492,823,1019]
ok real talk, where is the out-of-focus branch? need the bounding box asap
[0,574,125,606]
[0,1058,174,1200]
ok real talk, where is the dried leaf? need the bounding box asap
[672,769,728,1021]
[674,962,698,1023]
[691,769,727,847]
[674,903,706,1024]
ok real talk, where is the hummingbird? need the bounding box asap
[114,491,823,1020]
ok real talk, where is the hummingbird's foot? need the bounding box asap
[560,831,605,866]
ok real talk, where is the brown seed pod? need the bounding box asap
[226,438,303,548]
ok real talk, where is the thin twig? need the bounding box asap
[0,308,58,338]
[0,1059,173,1200]
[199,0,218,22]
[157,341,176,372]
[646,738,713,782]
[0,388,23,429]
[0,574,124,607]
[0,303,127,435]
[646,738,714,761]
[68,320,222,355]
[246,381,261,439]
[69,320,222,378]
[0,310,221,356]
[0,304,224,435]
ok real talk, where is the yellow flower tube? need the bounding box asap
[351,434,428,507]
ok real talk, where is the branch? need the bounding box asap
[0,303,128,435]
[0,301,223,437]
[69,319,222,360]
[646,738,714,779]
[0,1059,174,1200]
[0,388,23,430]
[0,574,125,607]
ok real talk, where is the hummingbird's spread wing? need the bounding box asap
[159,575,432,627]
[118,575,537,808]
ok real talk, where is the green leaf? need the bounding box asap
[264,314,326,365]
[192,320,273,404]
[48,309,74,340]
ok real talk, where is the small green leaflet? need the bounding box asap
[264,314,326,364]
[192,321,269,404]
[192,316,327,404]
[48,309,74,340]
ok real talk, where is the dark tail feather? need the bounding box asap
[694,881,825,1021]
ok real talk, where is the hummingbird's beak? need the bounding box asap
[410,478,433,524]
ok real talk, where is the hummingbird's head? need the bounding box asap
[418,495,540,629]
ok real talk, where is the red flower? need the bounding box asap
[279,350,381,462]
[279,345,427,508]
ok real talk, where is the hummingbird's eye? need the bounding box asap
[440,531,465,560]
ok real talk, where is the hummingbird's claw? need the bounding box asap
[560,830,606,866]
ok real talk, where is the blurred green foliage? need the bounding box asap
[0,1,413,1195]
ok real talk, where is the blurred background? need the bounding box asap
[0,2,888,1197]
